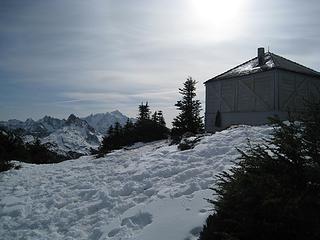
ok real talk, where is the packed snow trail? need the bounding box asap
[0,125,274,240]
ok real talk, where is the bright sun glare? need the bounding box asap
[190,0,246,41]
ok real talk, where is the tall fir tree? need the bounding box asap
[137,102,151,122]
[172,77,204,136]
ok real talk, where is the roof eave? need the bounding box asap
[204,52,320,84]
[276,68,320,79]
[204,68,276,84]
[204,67,320,85]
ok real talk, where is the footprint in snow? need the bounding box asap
[121,212,153,230]
[199,208,207,213]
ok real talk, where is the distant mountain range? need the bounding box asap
[0,110,135,157]
[82,110,131,134]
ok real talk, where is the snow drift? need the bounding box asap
[0,125,274,240]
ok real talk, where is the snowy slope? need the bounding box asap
[0,125,274,240]
[41,125,101,156]
[22,114,102,156]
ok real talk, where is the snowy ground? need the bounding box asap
[0,125,274,240]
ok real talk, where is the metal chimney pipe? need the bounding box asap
[258,47,265,65]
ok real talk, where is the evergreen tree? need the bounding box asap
[113,122,122,136]
[136,102,154,142]
[0,128,66,170]
[152,111,158,123]
[124,119,134,130]
[107,125,114,136]
[0,129,22,171]
[99,135,112,155]
[137,102,151,122]
[199,101,320,240]
[157,110,166,127]
[172,77,204,137]
[26,138,64,164]
[98,103,169,155]
[123,119,136,145]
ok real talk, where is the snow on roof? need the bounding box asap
[205,52,320,83]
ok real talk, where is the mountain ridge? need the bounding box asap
[0,110,134,136]
[0,110,134,157]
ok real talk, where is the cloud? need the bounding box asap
[0,0,320,123]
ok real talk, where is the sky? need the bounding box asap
[1,0,320,125]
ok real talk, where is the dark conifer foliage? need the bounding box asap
[98,102,169,155]
[199,101,320,240]
[25,139,66,164]
[0,128,67,172]
[152,111,158,122]
[123,118,136,144]
[138,102,151,121]
[0,128,23,171]
[172,77,204,138]
[157,110,166,127]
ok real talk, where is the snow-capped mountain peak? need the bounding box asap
[38,116,66,133]
[0,111,134,157]
[82,110,134,134]
[110,109,123,116]
[66,114,95,132]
